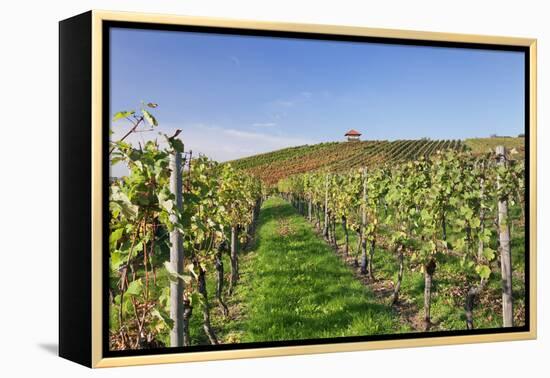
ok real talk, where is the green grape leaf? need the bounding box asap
[109,228,124,246]
[112,110,135,122]
[142,109,158,127]
[164,261,193,284]
[125,279,143,296]
[151,308,174,329]
[483,247,496,261]
[475,265,491,280]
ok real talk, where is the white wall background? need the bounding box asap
[1,0,547,376]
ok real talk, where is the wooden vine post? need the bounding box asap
[308,196,312,222]
[169,151,185,346]
[477,160,486,261]
[496,145,513,327]
[360,167,368,275]
[323,174,329,239]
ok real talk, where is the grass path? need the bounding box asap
[158,196,523,345]
[221,197,401,343]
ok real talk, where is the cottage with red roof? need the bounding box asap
[345,129,362,142]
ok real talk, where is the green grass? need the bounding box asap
[224,197,400,342]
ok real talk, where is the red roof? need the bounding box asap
[345,129,362,136]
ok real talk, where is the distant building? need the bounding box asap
[345,129,362,142]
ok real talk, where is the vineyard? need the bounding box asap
[229,137,524,186]
[277,148,525,330]
[108,104,526,351]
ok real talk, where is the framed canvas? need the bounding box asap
[59,10,537,368]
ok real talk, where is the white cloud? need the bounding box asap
[185,125,313,162]
[251,122,277,128]
[272,99,295,107]
[270,91,313,109]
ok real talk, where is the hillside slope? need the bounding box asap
[229,139,463,185]
[464,137,525,156]
[229,137,525,186]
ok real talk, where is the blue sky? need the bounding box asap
[110,27,524,172]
